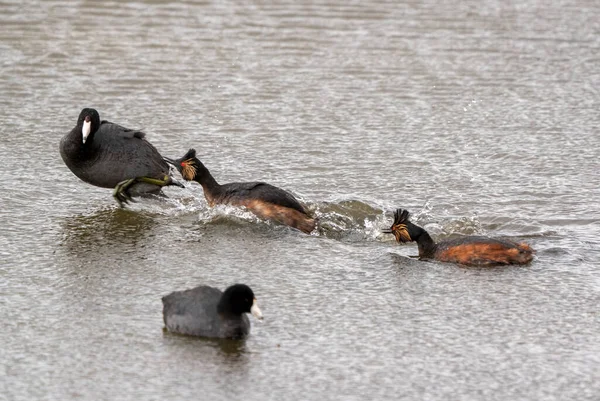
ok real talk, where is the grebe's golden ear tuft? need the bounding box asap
[392,223,411,243]
[181,159,197,181]
[391,208,412,243]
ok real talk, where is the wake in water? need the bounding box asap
[126,190,492,241]
[113,187,547,244]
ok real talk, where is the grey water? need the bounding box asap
[1,1,599,400]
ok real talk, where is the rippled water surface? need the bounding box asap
[1,1,599,400]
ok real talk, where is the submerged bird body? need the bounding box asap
[60,108,182,204]
[166,149,316,233]
[162,284,263,339]
[384,209,534,267]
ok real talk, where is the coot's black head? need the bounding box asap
[164,148,201,181]
[77,108,101,144]
[382,208,415,243]
[218,284,263,319]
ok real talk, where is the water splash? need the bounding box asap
[311,200,387,241]
[113,193,550,243]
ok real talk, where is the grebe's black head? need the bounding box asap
[164,148,201,181]
[77,108,101,144]
[218,284,263,320]
[382,208,417,243]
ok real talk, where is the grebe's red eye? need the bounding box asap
[181,162,185,166]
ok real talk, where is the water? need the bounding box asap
[1,1,599,400]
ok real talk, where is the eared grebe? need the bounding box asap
[162,283,263,339]
[60,108,183,207]
[383,208,534,266]
[165,149,316,234]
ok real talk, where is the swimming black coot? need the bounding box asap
[165,149,316,233]
[162,284,263,339]
[383,208,534,266]
[60,108,183,207]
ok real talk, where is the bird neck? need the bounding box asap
[193,160,222,198]
[217,296,242,316]
[62,128,92,163]
[415,230,437,259]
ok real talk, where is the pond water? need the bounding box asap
[1,1,599,400]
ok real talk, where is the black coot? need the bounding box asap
[60,108,183,207]
[162,284,263,339]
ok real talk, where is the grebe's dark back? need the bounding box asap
[165,149,316,234]
[383,208,534,266]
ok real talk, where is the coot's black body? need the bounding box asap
[162,284,263,339]
[60,108,182,201]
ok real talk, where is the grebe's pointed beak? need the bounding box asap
[381,228,393,234]
[82,118,91,144]
[250,298,263,321]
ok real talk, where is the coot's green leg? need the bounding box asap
[113,175,184,207]
[113,178,137,207]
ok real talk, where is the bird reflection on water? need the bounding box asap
[59,207,159,257]
[162,330,252,369]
